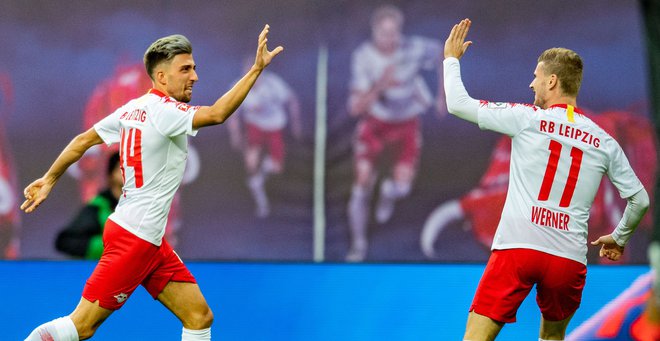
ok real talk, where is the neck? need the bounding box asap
[544,95,577,109]
[152,83,171,97]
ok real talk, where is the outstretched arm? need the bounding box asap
[443,19,479,124]
[591,188,650,261]
[21,127,103,213]
[193,25,284,129]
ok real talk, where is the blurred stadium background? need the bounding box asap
[1,0,658,339]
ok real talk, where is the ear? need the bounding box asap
[155,68,167,86]
[547,74,559,91]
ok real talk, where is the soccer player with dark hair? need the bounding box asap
[22,26,282,341]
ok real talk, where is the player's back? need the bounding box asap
[479,103,643,264]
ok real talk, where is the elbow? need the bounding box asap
[72,133,96,152]
[639,188,651,212]
[209,109,230,125]
[631,188,651,214]
[445,99,461,117]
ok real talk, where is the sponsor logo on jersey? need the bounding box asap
[487,102,508,109]
[176,102,191,112]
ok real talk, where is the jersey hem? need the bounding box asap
[107,216,163,247]
[492,243,586,265]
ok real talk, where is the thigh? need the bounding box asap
[354,119,384,166]
[392,118,420,169]
[267,130,285,166]
[536,254,586,321]
[246,123,266,147]
[82,220,160,310]
[141,239,196,299]
[470,249,535,323]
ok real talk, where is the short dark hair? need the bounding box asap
[537,48,583,97]
[107,152,120,176]
[143,34,193,80]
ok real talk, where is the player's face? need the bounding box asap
[529,62,549,108]
[164,53,198,103]
[372,17,402,54]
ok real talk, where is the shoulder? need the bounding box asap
[149,94,198,114]
[352,41,376,59]
[480,100,540,113]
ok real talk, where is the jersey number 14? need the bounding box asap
[538,139,583,207]
[120,128,144,188]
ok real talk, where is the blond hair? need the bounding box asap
[537,48,583,97]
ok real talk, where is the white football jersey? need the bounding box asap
[478,102,644,264]
[236,71,293,131]
[350,36,441,122]
[94,89,199,245]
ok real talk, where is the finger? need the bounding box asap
[257,40,267,56]
[269,46,284,57]
[20,199,31,211]
[455,19,468,41]
[458,19,471,42]
[448,23,458,41]
[590,239,600,246]
[259,24,269,42]
[21,199,37,213]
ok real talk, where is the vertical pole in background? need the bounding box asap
[314,45,328,262]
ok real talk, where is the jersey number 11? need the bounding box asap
[538,139,583,207]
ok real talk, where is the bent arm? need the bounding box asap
[443,57,479,124]
[21,127,103,213]
[348,82,388,117]
[45,128,104,184]
[611,187,650,246]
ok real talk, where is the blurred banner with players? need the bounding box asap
[0,0,655,262]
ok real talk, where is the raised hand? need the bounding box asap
[20,177,54,213]
[591,234,625,261]
[444,18,473,59]
[254,24,284,71]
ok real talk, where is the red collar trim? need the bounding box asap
[148,88,168,98]
[548,103,584,114]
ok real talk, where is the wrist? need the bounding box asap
[250,64,265,74]
[610,231,626,247]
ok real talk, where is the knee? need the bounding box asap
[71,319,100,340]
[183,306,214,330]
